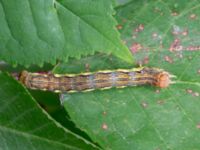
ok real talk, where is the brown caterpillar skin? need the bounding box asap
[18,67,171,93]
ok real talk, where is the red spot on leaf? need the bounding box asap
[169,39,182,52]
[171,12,179,16]
[102,111,107,115]
[155,89,160,93]
[186,89,193,94]
[190,14,197,20]
[193,92,199,97]
[196,123,200,129]
[164,56,173,63]
[186,89,199,97]
[171,25,181,35]
[134,24,144,33]
[177,53,183,58]
[130,43,142,53]
[152,32,158,38]
[142,56,149,64]
[198,69,200,75]
[116,24,123,30]
[157,100,165,105]
[102,123,108,130]
[169,38,200,52]
[141,101,148,108]
[188,56,193,60]
[138,24,144,31]
[182,29,188,36]
[186,45,200,51]
[132,34,137,39]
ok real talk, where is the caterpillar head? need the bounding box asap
[155,72,171,88]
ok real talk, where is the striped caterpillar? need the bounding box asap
[17,67,172,93]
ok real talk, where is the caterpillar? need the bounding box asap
[17,67,172,93]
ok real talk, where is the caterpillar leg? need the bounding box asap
[59,93,71,106]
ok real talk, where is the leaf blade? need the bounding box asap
[0,71,99,150]
[0,0,133,66]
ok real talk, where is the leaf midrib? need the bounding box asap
[175,80,200,87]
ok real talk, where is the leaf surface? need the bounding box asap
[0,72,99,150]
[53,1,200,149]
[0,0,132,66]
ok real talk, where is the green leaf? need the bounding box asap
[53,0,200,149]
[0,0,133,67]
[0,71,99,150]
[116,0,200,86]
[115,0,132,6]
